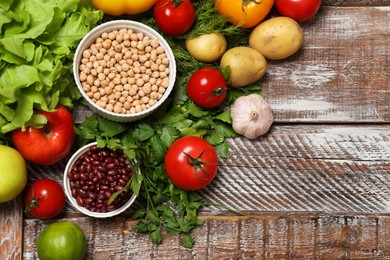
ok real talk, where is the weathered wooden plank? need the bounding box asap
[323,0,390,6]
[22,215,390,259]
[0,197,22,260]
[262,6,390,123]
[200,125,390,214]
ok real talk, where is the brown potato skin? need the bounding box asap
[185,33,227,62]
[220,46,267,88]
[249,16,304,60]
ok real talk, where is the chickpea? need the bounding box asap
[160,72,167,78]
[114,44,122,53]
[149,99,157,106]
[156,46,165,55]
[129,85,138,96]
[105,87,113,95]
[141,96,149,104]
[114,103,122,113]
[96,52,104,60]
[161,77,169,88]
[115,84,123,92]
[116,34,123,43]
[106,103,114,112]
[90,69,97,76]
[108,32,116,40]
[150,91,158,100]
[94,79,101,87]
[124,101,132,110]
[139,55,148,63]
[101,32,109,40]
[82,83,91,92]
[150,38,159,48]
[135,104,142,113]
[129,107,136,114]
[93,92,101,100]
[136,78,144,87]
[87,75,94,85]
[119,96,127,104]
[83,49,92,59]
[114,92,122,100]
[79,27,171,115]
[79,72,87,82]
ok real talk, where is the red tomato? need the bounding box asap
[24,178,65,219]
[187,68,228,109]
[153,0,195,36]
[275,0,321,22]
[11,105,75,165]
[164,136,218,191]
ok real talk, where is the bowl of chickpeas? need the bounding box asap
[73,20,176,122]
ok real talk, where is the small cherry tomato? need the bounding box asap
[187,68,228,109]
[214,0,275,29]
[164,136,218,191]
[275,0,322,22]
[24,178,65,219]
[153,0,195,35]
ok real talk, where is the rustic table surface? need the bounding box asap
[1,0,390,259]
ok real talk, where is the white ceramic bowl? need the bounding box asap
[73,20,176,122]
[63,142,138,218]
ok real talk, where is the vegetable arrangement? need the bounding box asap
[0,0,322,250]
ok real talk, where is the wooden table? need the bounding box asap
[1,0,390,259]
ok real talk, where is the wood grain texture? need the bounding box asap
[1,4,390,260]
[0,197,22,260]
[200,125,390,214]
[262,6,390,123]
[324,0,390,6]
[23,215,390,259]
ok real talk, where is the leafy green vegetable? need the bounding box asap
[0,0,103,135]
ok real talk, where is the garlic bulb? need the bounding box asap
[230,94,273,139]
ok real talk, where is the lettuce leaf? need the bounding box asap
[0,0,103,134]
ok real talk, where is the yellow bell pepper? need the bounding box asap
[92,0,159,16]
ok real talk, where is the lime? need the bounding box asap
[37,221,86,260]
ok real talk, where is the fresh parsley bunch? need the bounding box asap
[75,0,258,248]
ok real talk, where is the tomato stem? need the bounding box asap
[172,0,185,7]
[25,188,47,213]
[241,0,263,13]
[182,150,216,180]
[201,86,226,97]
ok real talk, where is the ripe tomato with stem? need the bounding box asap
[187,67,228,109]
[24,178,65,219]
[164,136,218,191]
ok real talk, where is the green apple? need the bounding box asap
[0,144,27,203]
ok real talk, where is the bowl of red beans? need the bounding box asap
[73,20,176,122]
[63,142,139,218]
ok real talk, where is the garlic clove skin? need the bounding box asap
[230,94,273,139]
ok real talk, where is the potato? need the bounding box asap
[185,33,227,62]
[249,16,304,60]
[220,46,267,88]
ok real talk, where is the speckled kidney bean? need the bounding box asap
[67,145,134,213]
